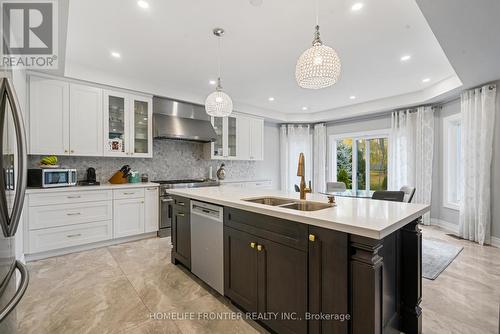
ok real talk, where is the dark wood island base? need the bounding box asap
[170,195,422,334]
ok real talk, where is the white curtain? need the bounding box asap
[280,124,312,192]
[313,123,327,193]
[459,84,497,245]
[388,106,434,225]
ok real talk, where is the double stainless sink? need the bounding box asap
[243,197,333,211]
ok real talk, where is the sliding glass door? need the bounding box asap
[330,132,389,192]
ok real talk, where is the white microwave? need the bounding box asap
[27,169,78,188]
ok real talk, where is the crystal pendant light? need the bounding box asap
[205,28,233,117]
[295,0,341,89]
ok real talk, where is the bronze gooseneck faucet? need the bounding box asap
[297,153,312,200]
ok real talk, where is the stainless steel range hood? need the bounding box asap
[153,97,217,143]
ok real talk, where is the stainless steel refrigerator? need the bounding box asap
[0,77,29,332]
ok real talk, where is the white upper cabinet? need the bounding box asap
[69,84,103,156]
[207,113,264,161]
[28,74,152,158]
[249,117,264,161]
[29,76,70,155]
[130,95,153,157]
[103,90,152,158]
[237,116,251,160]
[104,90,130,157]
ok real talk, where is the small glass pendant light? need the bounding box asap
[295,0,341,89]
[205,28,233,117]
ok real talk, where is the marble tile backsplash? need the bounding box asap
[28,140,259,183]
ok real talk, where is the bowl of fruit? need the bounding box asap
[39,156,60,168]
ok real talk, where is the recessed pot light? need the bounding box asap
[349,95,356,100]
[111,51,121,58]
[400,55,411,62]
[249,0,263,7]
[268,97,275,102]
[301,106,308,111]
[351,3,364,11]
[422,78,431,83]
[209,80,216,85]
[137,0,149,9]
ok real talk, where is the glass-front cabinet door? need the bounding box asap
[227,116,237,158]
[210,115,239,159]
[130,95,152,157]
[104,91,128,156]
[212,117,224,158]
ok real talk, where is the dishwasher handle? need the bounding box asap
[191,202,223,221]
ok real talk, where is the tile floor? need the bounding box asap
[16,225,500,334]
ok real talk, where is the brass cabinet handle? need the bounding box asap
[67,212,81,216]
[309,234,316,242]
[178,213,185,217]
[250,242,256,249]
[177,202,185,206]
[64,150,68,153]
[70,150,74,153]
[67,195,81,199]
[66,233,82,238]
[257,244,263,251]
[123,192,135,195]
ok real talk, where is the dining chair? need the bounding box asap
[372,191,405,202]
[326,182,347,192]
[400,186,416,203]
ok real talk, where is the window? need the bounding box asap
[329,131,389,192]
[443,114,462,210]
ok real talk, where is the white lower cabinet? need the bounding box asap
[113,198,145,238]
[29,201,112,230]
[25,185,159,257]
[29,221,112,254]
[144,187,159,233]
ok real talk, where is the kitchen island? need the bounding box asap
[167,187,429,334]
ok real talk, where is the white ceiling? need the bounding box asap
[65,0,458,121]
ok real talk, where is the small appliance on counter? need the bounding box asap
[128,171,141,183]
[78,167,100,186]
[27,168,77,188]
[216,163,226,180]
[109,165,131,184]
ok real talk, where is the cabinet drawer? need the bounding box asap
[225,207,308,251]
[113,188,145,200]
[29,220,112,253]
[29,190,112,206]
[29,201,113,230]
[172,195,190,209]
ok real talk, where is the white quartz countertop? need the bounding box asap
[167,187,430,239]
[26,182,159,194]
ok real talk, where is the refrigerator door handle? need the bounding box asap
[0,261,29,322]
[0,78,28,237]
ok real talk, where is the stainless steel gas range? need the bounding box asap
[154,178,219,238]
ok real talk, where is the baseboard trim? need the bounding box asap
[430,218,459,234]
[491,236,500,248]
[25,232,158,262]
[430,218,500,248]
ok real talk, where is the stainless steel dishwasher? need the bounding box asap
[190,200,224,295]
